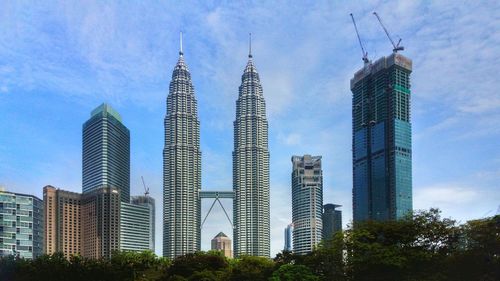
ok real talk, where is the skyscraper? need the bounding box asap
[322,204,342,240]
[233,38,270,258]
[82,103,130,203]
[284,224,293,252]
[0,190,43,259]
[351,53,413,222]
[163,37,201,258]
[43,185,82,258]
[291,155,323,255]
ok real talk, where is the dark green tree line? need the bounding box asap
[1,209,498,281]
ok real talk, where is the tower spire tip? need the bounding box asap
[179,31,183,56]
[248,33,252,58]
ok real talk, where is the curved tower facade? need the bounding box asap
[233,49,270,257]
[163,45,201,258]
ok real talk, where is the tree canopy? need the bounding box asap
[1,209,498,281]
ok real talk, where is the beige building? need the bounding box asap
[211,232,232,258]
[43,185,82,259]
[44,185,121,260]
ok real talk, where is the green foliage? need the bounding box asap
[163,251,229,280]
[0,210,498,281]
[269,264,319,281]
[229,255,274,281]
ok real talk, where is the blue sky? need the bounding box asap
[1,1,499,257]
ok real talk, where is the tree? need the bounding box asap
[269,264,319,281]
[229,255,274,281]
[163,251,229,280]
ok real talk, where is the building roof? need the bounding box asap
[213,232,228,239]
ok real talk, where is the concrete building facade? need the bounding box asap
[211,232,233,258]
[81,186,121,259]
[43,185,82,258]
[291,155,323,255]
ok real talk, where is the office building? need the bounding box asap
[82,103,130,203]
[43,185,82,258]
[120,200,153,252]
[284,224,293,252]
[322,204,342,240]
[351,53,413,222]
[233,42,270,257]
[291,155,323,255]
[0,190,43,259]
[131,195,155,251]
[211,232,232,258]
[163,39,201,258]
[81,186,120,259]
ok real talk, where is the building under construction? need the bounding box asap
[350,13,413,222]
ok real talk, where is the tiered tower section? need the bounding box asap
[163,46,201,258]
[233,49,270,257]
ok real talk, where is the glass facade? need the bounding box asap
[291,155,323,255]
[0,191,43,259]
[82,103,130,203]
[351,53,413,222]
[120,201,153,252]
[322,204,342,240]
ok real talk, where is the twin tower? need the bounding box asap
[163,36,270,258]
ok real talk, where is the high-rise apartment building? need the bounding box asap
[291,155,323,255]
[163,41,201,258]
[211,232,233,258]
[233,44,270,257]
[43,185,82,258]
[120,196,154,252]
[351,53,413,222]
[322,204,342,240]
[0,190,43,259]
[81,186,120,259]
[82,103,130,203]
[284,224,293,252]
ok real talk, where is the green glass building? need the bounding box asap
[82,103,130,203]
[0,190,43,259]
[351,53,413,222]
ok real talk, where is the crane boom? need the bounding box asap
[373,12,404,53]
[350,13,369,64]
[141,176,149,197]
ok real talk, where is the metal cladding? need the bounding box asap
[351,52,413,222]
[233,54,270,257]
[163,51,201,259]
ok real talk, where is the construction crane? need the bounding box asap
[373,12,404,53]
[350,13,369,64]
[141,176,150,197]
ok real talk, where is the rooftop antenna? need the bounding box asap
[141,176,150,197]
[248,33,252,58]
[373,12,404,53]
[179,31,183,56]
[350,13,369,64]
